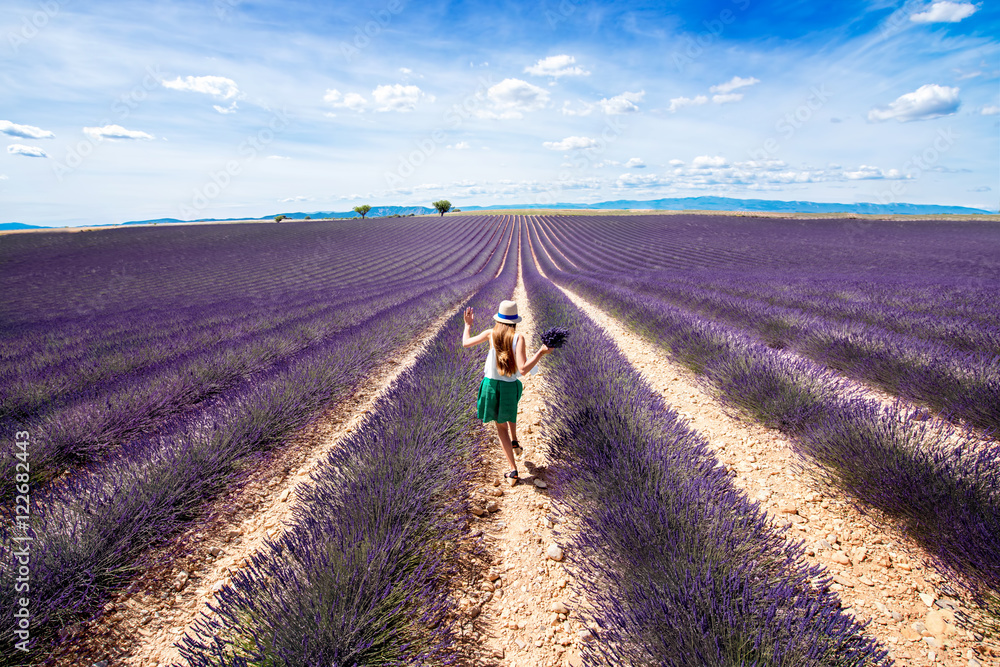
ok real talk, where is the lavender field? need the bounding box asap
[2,213,998,665]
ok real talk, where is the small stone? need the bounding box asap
[816,539,832,550]
[968,658,981,667]
[919,592,936,607]
[549,600,569,614]
[832,551,852,566]
[489,487,504,497]
[93,661,109,667]
[891,611,902,622]
[492,648,505,659]
[279,489,290,502]
[858,576,875,586]
[546,544,564,562]
[912,621,927,634]
[486,501,500,513]
[923,636,940,648]
[468,605,481,619]
[533,478,548,489]
[470,505,486,516]
[481,581,495,592]
[488,571,500,581]
[505,475,518,487]
[577,629,593,642]
[778,503,798,514]
[896,560,911,571]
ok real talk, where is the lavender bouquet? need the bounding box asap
[541,326,570,349]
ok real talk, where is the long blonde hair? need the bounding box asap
[492,322,517,376]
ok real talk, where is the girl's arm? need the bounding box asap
[462,307,491,348]
[516,335,552,375]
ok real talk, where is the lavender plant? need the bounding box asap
[177,229,520,666]
[520,223,888,665]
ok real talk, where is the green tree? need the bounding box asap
[432,200,452,216]
[353,205,372,219]
[304,215,312,220]
[274,214,287,222]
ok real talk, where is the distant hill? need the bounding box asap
[460,196,991,216]
[0,222,47,230]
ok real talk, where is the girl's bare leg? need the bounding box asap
[509,421,518,443]
[496,422,517,471]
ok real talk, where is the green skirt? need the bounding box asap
[477,377,523,424]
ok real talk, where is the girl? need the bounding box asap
[463,300,553,483]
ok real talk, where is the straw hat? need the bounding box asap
[493,300,522,324]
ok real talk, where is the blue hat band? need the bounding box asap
[496,312,518,321]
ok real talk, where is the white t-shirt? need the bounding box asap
[484,332,521,381]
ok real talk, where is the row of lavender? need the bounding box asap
[521,223,889,664]
[0,218,507,494]
[531,214,1000,433]
[534,217,1000,433]
[0,219,512,663]
[525,216,1000,620]
[176,226,520,665]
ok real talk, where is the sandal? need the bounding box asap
[504,470,519,480]
[511,440,522,452]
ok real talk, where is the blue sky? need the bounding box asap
[1,0,998,226]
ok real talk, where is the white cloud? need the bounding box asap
[624,158,646,168]
[712,93,744,104]
[868,84,960,122]
[486,78,550,116]
[843,165,904,179]
[543,136,599,151]
[597,90,645,115]
[324,89,368,112]
[910,2,979,23]
[709,76,760,94]
[399,67,413,74]
[213,103,239,114]
[668,95,708,112]
[982,105,1000,115]
[163,75,241,100]
[0,174,8,180]
[0,120,55,139]
[83,124,154,141]
[560,100,593,116]
[449,141,471,150]
[616,173,668,188]
[280,195,309,202]
[525,55,590,78]
[7,144,48,158]
[372,84,433,112]
[691,155,728,168]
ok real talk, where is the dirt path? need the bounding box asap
[43,297,472,667]
[553,282,996,667]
